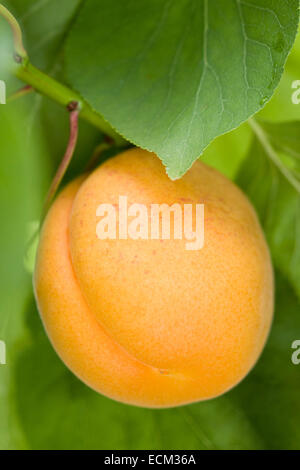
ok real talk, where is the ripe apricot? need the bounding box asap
[34,148,273,408]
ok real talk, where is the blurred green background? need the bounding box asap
[0,0,299,450]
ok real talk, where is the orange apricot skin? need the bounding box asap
[34,148,274,408]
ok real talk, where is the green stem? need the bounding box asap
[15,61,126,145]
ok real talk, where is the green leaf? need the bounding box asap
[65,0,299,179]
[258,30,300,122]
[258,119,300,159]
[237,120,300,299]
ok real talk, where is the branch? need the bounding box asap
[0,3,127,146]
[15,62,125,145]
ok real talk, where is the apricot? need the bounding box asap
[34,148,273,408]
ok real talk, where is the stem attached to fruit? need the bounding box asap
[0,3,127,146]
[14,62,126,145]
[43,103,80,217]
